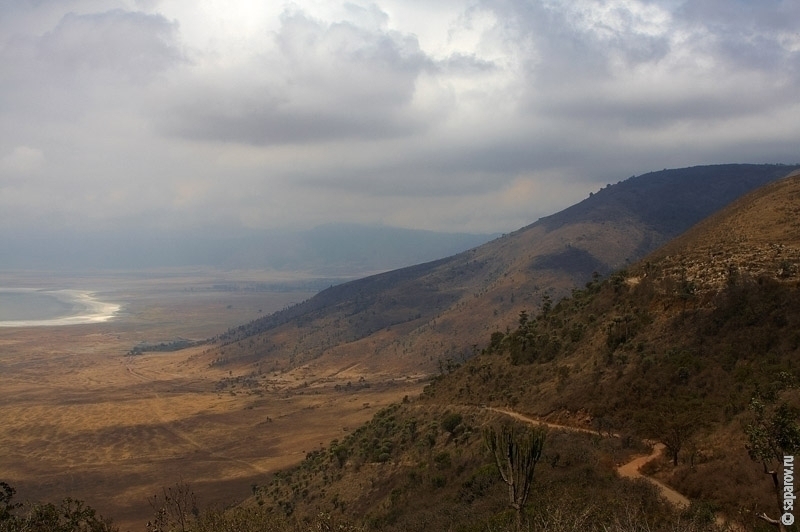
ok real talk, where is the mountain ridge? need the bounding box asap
[246,171,800,531]
[208,164,800,375]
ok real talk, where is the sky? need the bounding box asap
[1,0,798,236]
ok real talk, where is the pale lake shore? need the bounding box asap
[0,288,121,327]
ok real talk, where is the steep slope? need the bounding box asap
[431,171,800,408]
[207,164,799,377]
[421,172,800,526]
[245,172,800,532]
[647,167,800,290]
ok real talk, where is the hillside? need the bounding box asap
[122,171,800,532]
[205,164,800,378]
[215,172,800,532]
[415,173,800,527]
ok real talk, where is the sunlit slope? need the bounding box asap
[647,167,800,289]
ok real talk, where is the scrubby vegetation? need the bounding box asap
[102,405,719,532]
[7,258,800,531]
[420,237,800,528]
[127,338,207,356]
[0,483,117,532]
[235,237,800,529]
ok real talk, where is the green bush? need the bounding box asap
[441,412,463,435]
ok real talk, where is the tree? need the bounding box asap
[147,482,199,532]
[660,415,696,467]
[518,310,529,328]
[745,390,800,531]
[332,443,350,468]
[0,482,20,523]
[0,490,117,532]
[540,295,552,318]
[489,331,506,353]
[441,412,463,437]
[483,423,547,531]
[639,402,699,467]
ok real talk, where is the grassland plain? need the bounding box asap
[0,269,423,531]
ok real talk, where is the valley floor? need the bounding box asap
[0,271,423,531]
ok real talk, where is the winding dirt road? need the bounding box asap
[616,442,690,508]
[488,407,689,507]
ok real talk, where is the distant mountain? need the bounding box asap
[208,164,800,373]
[0,224,495,275]
[429,168,800,413]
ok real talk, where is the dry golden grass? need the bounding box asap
[644,174,800,292]
[0,270,423,531]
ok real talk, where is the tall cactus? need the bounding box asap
[483,423,547,531]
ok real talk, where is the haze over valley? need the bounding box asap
[2,1,800,531]
[0,224,496,275]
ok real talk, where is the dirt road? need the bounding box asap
[488,407,689,507]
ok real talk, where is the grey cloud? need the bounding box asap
[436,53,498,74]
[674,0,800,74]
[161,9,438,145]
[340,3,390,31]
[484,0,797,130]
[36,9,186,81]
[482,1,611,78]
[164,100,425,145]
[538,88,782,129]
[288,134,583,199]
[473,0,675,141]
[676,0,799,33]
[293,167,505,198]
[0,7,185,126]
[2,1,800,237]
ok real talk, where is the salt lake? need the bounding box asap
[0,288,120,327]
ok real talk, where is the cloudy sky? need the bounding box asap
[1,0,798,236]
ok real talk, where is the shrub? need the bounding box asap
[441,413,463,436]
